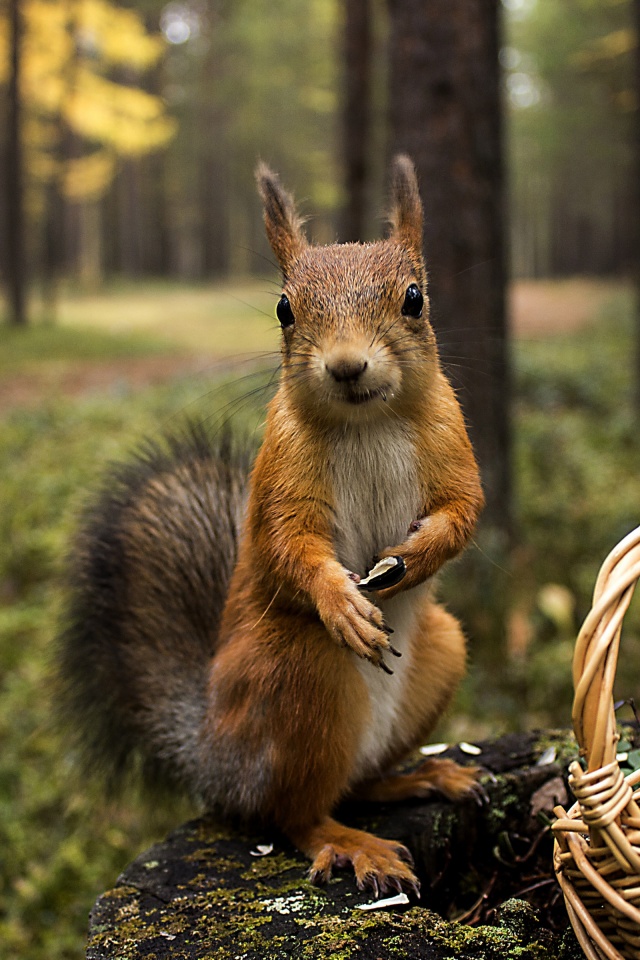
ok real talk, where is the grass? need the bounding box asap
[0,322,167,371]
[1,279,282,367]
[58,280,280,354]
[1,278,640,958]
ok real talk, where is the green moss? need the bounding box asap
[483,774,521,832]
[426,807,458,849]
[239,850,305,882]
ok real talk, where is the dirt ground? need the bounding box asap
[0,278,624,414]
[509,277,621,339]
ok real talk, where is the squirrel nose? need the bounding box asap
[326,357,368,383]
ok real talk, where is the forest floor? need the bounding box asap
[509,277,623,338]
[1,273,638,960]
[0,276,625,414]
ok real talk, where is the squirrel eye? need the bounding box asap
[276,295,295,328]
[401,283,423,319]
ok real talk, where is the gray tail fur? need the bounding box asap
[54,422,254,799]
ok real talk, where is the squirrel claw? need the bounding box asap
[309,866,330,887]
[358,873,380,899]
[408,879,422,900]
[395,843,414,868]
[378,658,394,676]
[468,779,490,806]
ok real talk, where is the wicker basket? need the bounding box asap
[552,526,640,959]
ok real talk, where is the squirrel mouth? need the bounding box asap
[343,386,390,405]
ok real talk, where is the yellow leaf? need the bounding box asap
[73,0,165,70]
[64,69,176,154]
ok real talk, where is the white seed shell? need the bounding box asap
[359,556,401,587]
[250,843,274,857]
[419,743,448,756]
[355,892,410,911]
[536,746,557,766]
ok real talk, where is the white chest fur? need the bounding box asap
[330,422,420,577]
[351,583,431,782]
[329,422,425,783]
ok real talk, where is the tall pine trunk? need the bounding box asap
[634,0,640,415]
[341,0,372,242]
[388,0,510,537]
[6,0,26,325]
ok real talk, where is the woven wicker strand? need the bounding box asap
[552,526,640,960]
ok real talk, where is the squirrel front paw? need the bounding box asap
[315,565,398,673]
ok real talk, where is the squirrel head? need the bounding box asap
[256,156,438,425]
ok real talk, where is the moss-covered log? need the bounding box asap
[87,731,585,960]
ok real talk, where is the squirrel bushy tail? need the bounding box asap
[55,423,253,799]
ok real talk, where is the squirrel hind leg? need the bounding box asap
[291,817,420,899]
[356,758,482,804]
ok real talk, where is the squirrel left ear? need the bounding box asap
[388,155,426,283]
[256,162,308,277]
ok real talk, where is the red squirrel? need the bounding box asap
[56,156,484,897]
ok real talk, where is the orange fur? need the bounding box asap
[204,157,484,894]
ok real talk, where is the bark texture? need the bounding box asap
[634,0,640,415]
[388,0,510,535]
[6,0,26,326]
[341,0,372,242]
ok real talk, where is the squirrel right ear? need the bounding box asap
[388,155,425,278]
[256,163,308,277]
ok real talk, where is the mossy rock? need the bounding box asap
[87,732,584,959]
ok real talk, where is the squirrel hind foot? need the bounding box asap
[296,818,420,898]
[413,758,483,802]
[357,759,482,804]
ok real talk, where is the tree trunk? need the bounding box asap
[117,160,144,276]
[78,202,103,287]
[150,152,172,276]
[199,28,230,280]
[340,0,373,242]
[634,0,640,415]
[6,0,27,326]
[388,0,510,536]
[41,179,63,324]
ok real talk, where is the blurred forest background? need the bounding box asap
[2,0,640,956]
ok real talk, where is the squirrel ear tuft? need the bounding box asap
[256,162,307,276]
[388,155,425,273]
